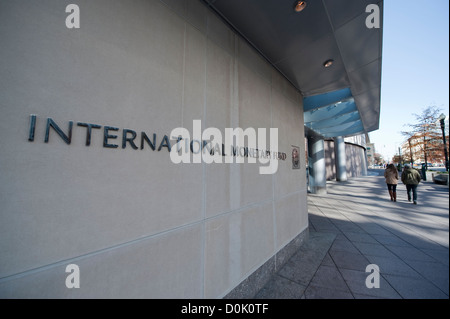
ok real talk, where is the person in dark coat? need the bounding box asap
[401,164,421,205]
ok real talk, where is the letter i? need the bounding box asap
[28,115,37,142]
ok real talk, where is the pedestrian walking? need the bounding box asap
[384,163,398,201]
[401,164,421,204]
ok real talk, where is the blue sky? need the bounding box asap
[368,0,449,160]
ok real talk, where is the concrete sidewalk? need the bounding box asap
[255,172,449,299]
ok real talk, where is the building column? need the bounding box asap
[334,136,347,182]
[308,136,327,194]
[362,148,368,176]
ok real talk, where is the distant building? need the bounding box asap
[366,142,375,167]
[401,116,449,165]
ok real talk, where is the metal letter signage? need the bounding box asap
[27,115,297,174]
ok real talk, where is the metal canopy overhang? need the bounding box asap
[201,0,383,138]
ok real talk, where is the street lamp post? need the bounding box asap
[408,136,414,166]
[438,114,449,172]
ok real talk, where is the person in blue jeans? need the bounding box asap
[401,164,422,204]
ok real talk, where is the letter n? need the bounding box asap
[45,118,73,144]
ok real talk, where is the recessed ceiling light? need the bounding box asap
[323,59,334,68]
[294,1,307,12]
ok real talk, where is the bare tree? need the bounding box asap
[373,152,384,165]
[401,105,443,168]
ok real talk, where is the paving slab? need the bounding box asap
[371,234,412,247]
[254,275,306,299]
[423,248,449,266]
[303,285,353,299]
[328,250,370,271]
[385,244,437,262]
[329,238,360,254]
[254,231,336,298]
[320,253,335,267]
[308,265,349,292]
[352,242,398,258]
[383,274,448,299]
[405,260,449,294]
[344,232,379,244]
[364,255,422,278]
[340,268,402,299]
